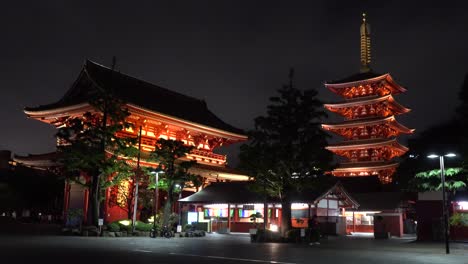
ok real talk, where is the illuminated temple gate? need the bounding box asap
[322,14,414,183]
[19,60,249,223]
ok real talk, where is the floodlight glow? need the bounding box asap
[269,224,279,232]
[119,220,132,226]
[445,153,457,157]
[427,154,439,159]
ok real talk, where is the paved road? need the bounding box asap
[1,233,467,264]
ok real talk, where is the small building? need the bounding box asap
[417,190,468,241]
[179,181,359,234]
[346,192,415,237]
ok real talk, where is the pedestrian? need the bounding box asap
[308,215,320,245]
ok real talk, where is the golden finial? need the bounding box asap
[360,12,371,73]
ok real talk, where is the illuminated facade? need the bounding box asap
[22,60,248,222]
[322,14,414,183]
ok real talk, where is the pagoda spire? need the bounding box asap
[360,13,371,73]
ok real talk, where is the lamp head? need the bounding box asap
[427,154,439,159]
[445,153,456,157]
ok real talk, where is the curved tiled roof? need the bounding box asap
[25,60,245,136]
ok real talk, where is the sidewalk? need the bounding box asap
[319,233,468,255]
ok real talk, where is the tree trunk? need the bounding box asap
[163,185,174,226]
[88,174,100,227]
[281,198,292,237]
[127,183,135,220]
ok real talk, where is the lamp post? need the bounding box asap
[427,153,456,254]
[175,184,182,227]
[151,170,164,238]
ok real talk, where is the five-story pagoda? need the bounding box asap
[322,14,414,183]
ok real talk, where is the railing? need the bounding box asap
[187,149,226,165]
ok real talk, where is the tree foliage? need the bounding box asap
[410,167,466,191]
[149,138,201,225]
[238,69,333,234]
[56,90,138,226]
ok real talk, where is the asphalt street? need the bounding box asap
[0,233,467,264]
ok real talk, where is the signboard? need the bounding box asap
[243,205,255,210]
[98,218,104,226]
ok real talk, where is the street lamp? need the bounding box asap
[427,153,456,254]
[151,170,164,238]
[175,184,182,227]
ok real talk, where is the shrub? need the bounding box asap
[450,213,468,227]
[135,220,153,232]
[183,224,193,232]
[107,222,120,232]
[113,219,132,232]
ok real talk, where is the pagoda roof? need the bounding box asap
[322,116,414,134]
[334,161,399,171]
[24,60,245,136]
[325,72,407,94]
[326,137,408,152]
[324,94,411,114]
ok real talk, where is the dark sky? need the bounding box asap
[2,1,468,166]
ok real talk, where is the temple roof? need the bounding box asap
[324,95,411,118]
[325,72,407,95]
[334,161,399,171]
[13,152,59,169]
[324,94,408,109]
[326,137,408,152]
[179,181,269,204]
[25,60,244,136]
[322,116,414,134]
[179,181,358,208]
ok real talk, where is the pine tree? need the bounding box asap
[56,91,137,227]
[150,138,200,226]
[239,69,332,235]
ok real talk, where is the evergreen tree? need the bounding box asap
[56,91,137,227]
[239,69,332,235]
[150,138,199,226]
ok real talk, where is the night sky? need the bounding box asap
[2,1,468,166]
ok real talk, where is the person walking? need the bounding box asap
[308,215,320,245]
